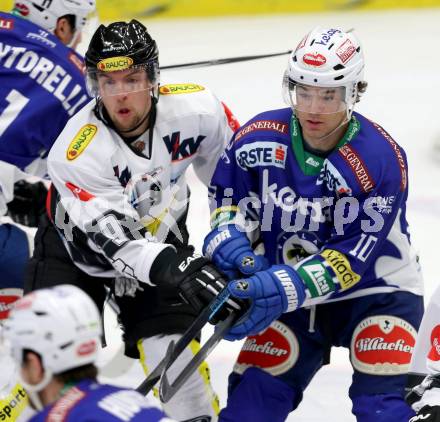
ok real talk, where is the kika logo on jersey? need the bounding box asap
[321,249,360,290]
[67,124,97,160]
[163,132,206,161]
[302,53,327,67]
[0,290,22,320]
[159,83,205,95]
[235,142,287,170]
[336,39,356,64]
[13,3,29,16]
[97,56,133,72]
[234,320,299,376]
[350,315,417,375]
[428,325,440,362]
[0,18,14,30]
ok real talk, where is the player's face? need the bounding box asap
[98,69,153,135]
[294,85,348,150]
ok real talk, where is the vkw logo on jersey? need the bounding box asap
[234,320,299,376]
[235,142,287,171]
[67,124,97,160]
[163,132,206,161]
[350,315,417,375]
[317,160,352,196]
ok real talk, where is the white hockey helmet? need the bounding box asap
[3,285,101,376]
[12,0,96,34]
[283,27,365,116]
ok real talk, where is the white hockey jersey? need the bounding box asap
[48,83,236,284]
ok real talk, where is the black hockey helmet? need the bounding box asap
[85,19,160,96]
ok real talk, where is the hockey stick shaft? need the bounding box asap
[159,310,237,403]
[135,288,233,395]
[161,50,292,70]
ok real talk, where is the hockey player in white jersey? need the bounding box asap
[25,19,241,421]
[405,286,440,421]
[2,284,175,422]
[0,280,34,422]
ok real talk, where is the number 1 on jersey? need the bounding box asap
[0,89,29,137]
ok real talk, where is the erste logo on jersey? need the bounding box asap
[317,160,352,196]
[97,56,133,72]
[0,18,14,30]
[234,320,299,376]
[350,315,417,375]
[159,83,205,95]
[67,124,97,160]
[236,141,287,170]
[163,132,205,161]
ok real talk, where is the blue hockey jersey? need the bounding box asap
[209,108,423,305]
[29,380,174,422]
[0,12,90,176]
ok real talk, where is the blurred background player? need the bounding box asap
[0,274,33,421]
[0,0,95,289]
[2,284,175,421]
[26,19,241,421]
[202,27,424,421]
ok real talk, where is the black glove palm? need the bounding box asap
[7,180,48,227]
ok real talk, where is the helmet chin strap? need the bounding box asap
[18,368,53,411]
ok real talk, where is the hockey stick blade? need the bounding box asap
[135,288,233,395]
[159,310,237,403]
[161,50,292,70]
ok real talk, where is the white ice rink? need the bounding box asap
[91,8,440,421]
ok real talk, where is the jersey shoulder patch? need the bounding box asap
[159,83,205,95]
[66,124,98,161]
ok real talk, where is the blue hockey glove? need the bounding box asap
[203,225,269,279]
[223,265,306,341]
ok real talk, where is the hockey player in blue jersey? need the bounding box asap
[202,27,424,421]
[0,0,95,287]
[2,284,175,421]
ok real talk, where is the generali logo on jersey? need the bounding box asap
[233,320,299,376]
[0,18,14,30]
[350,315,417,375]
[302,53,327,67]
[67,124,97,160]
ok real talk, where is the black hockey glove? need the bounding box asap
[7,180,48,227]
[151,246,245,322]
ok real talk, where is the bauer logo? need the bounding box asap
[428,325,440,362]
[302,53,327,67]
[234,320,299,376]
[97,56,133,72]
[159,83,205,95]
[350,315,417,375]
[236,142,287,170]
[67,124,97,161]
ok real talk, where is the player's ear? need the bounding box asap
[54,17,75,46]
